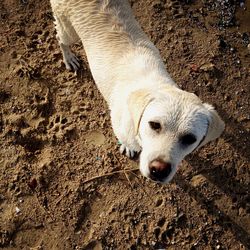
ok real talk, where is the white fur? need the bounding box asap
[50,0,225,183]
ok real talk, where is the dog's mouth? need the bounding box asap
[149,175,168,183]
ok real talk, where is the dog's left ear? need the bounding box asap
[198,103,225,148]
[128,89,154,135]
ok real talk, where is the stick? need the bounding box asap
[82,167,139,184]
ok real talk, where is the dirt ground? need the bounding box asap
[0,0,249,249]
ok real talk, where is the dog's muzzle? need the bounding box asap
[149,159,172,182]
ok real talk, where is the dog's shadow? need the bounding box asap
[173,173,250,248]
[174,107,250,248]
[218,107,250,162]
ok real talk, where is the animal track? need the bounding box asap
[3,113,46,152]
[168,0,184,18]
[48,114,76,140]
[48,114,67,131]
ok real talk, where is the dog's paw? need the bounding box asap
[119,144,140,159]
[63,51,80,72]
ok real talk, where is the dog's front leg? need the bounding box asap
[111,107,141,159]
[119,137,141,159]
[53,15,80,72]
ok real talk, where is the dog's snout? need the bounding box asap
[149,160,172,181]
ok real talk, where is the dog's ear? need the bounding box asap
[198,103,225,148]
[128,89,154,135]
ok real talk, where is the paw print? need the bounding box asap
[48,114,69,138]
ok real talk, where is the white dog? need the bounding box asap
[50,0,225,183]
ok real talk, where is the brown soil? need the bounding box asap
[0,0,249,249]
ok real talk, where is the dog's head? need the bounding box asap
[128,86,225,183]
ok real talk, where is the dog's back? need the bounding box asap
[50,0,171,100]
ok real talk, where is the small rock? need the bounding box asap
[224,94,230,101]
[167,26,173,32]
[200,63,215,72]
[191,174,206,187]
[238,207,245,216]
[15,207,21,214]
[230,47,236,53]
[193,241,199,246]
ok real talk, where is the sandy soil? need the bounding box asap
[0,0,249,249]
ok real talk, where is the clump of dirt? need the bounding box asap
[0,0,249,249]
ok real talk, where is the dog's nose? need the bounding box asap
[149,160,172,181]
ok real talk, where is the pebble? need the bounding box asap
[191,174,206,187]
[15,206,21,214]
[193,241,199,246]
[224,94,230,101]
[238,207,245,216]
[230,47,235,53]
[199,63,215,72]
[167,26,173,32]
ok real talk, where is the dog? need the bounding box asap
[50,0,225,183]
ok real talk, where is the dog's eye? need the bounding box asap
[149,121,161,131]
[180,133,197,145]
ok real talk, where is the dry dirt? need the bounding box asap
[0,0,249,249]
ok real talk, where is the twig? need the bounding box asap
[112,152,135,188]
[82,167,139,184]
[124,171,133,188]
